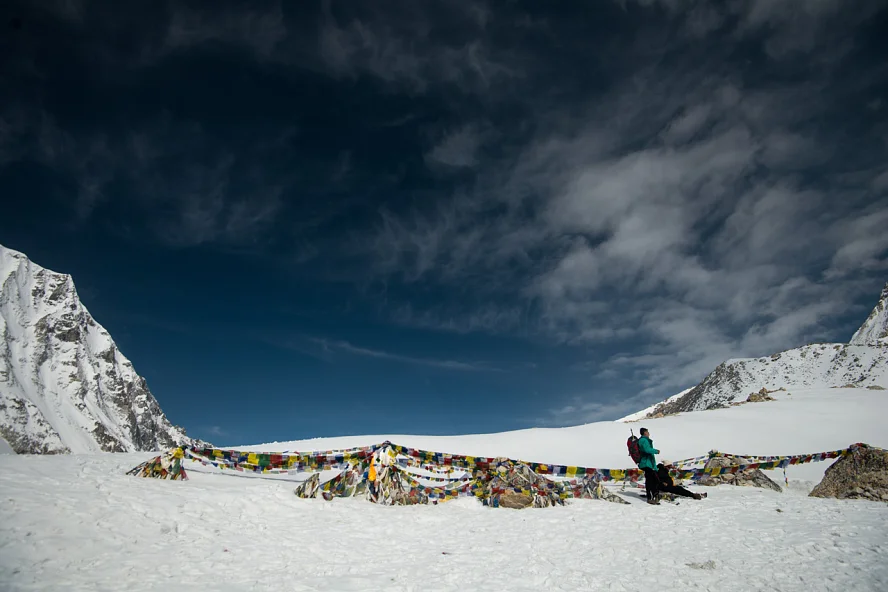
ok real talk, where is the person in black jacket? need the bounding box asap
[657,462,707,500]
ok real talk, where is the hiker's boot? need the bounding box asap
[647,498,660,505]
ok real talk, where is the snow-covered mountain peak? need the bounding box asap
[616,388,692,422]
[850,282,888,345]
[0,243,195,454]
[621,281,888,421]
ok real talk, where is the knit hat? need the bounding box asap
[658,459,672,467]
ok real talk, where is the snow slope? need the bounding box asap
[1,386,886,591]
[621,282,888,420]
[617,387,692,422]
[638,343,887,417]
[0,244,192,454]
[617,284,888,422]
[851,282,888,345]
[0,433,14,454]
[235,387,886,484]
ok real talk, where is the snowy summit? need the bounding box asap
[851,282,888,346]
[0,244,193,454]
[618,283,888,421]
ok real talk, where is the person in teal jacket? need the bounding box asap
[637,428,660,504]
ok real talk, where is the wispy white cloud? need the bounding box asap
[142,154,284,248]
[365,4,888,401]
[5,109,286,248]
[541,390,659,426]
[425,125,486,168]
[391,303,525,335]
[311,338,497,372]
[317,1,520,95]
[30,0,86,23]
[7,0,886,419]
[159,2,287,60]
[618,0,885,61]
[827,207,888,278]
[20,1,291,71]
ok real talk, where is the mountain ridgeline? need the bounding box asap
[850,283,888,346]
[0,244,198,454]
[1,242,884,450]
[624,282,888,420]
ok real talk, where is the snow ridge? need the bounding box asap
[850,282,888,345]
[622,281,888,420]
[639,344,887,418]
[0,244,194,454]
[616,388,692,422]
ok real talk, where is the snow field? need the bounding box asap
[235,387,887,484]
[0,453,886,592]
[2,386,887,591]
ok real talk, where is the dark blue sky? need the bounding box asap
[2,0,887,445]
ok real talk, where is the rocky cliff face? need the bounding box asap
[850,283,888,346]
[623,281,888,420]
[0,244,196,454]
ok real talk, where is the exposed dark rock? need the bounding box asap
[696,455,782,492]
[92,422,127,453]
[498,491,534,509]
[746,388,776,403]
[810,444,888,502]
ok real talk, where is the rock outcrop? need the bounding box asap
[746,387,778,403]
[809,444,888,502]
[695,455,783,492]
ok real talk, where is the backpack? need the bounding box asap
[627,431,642,464]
